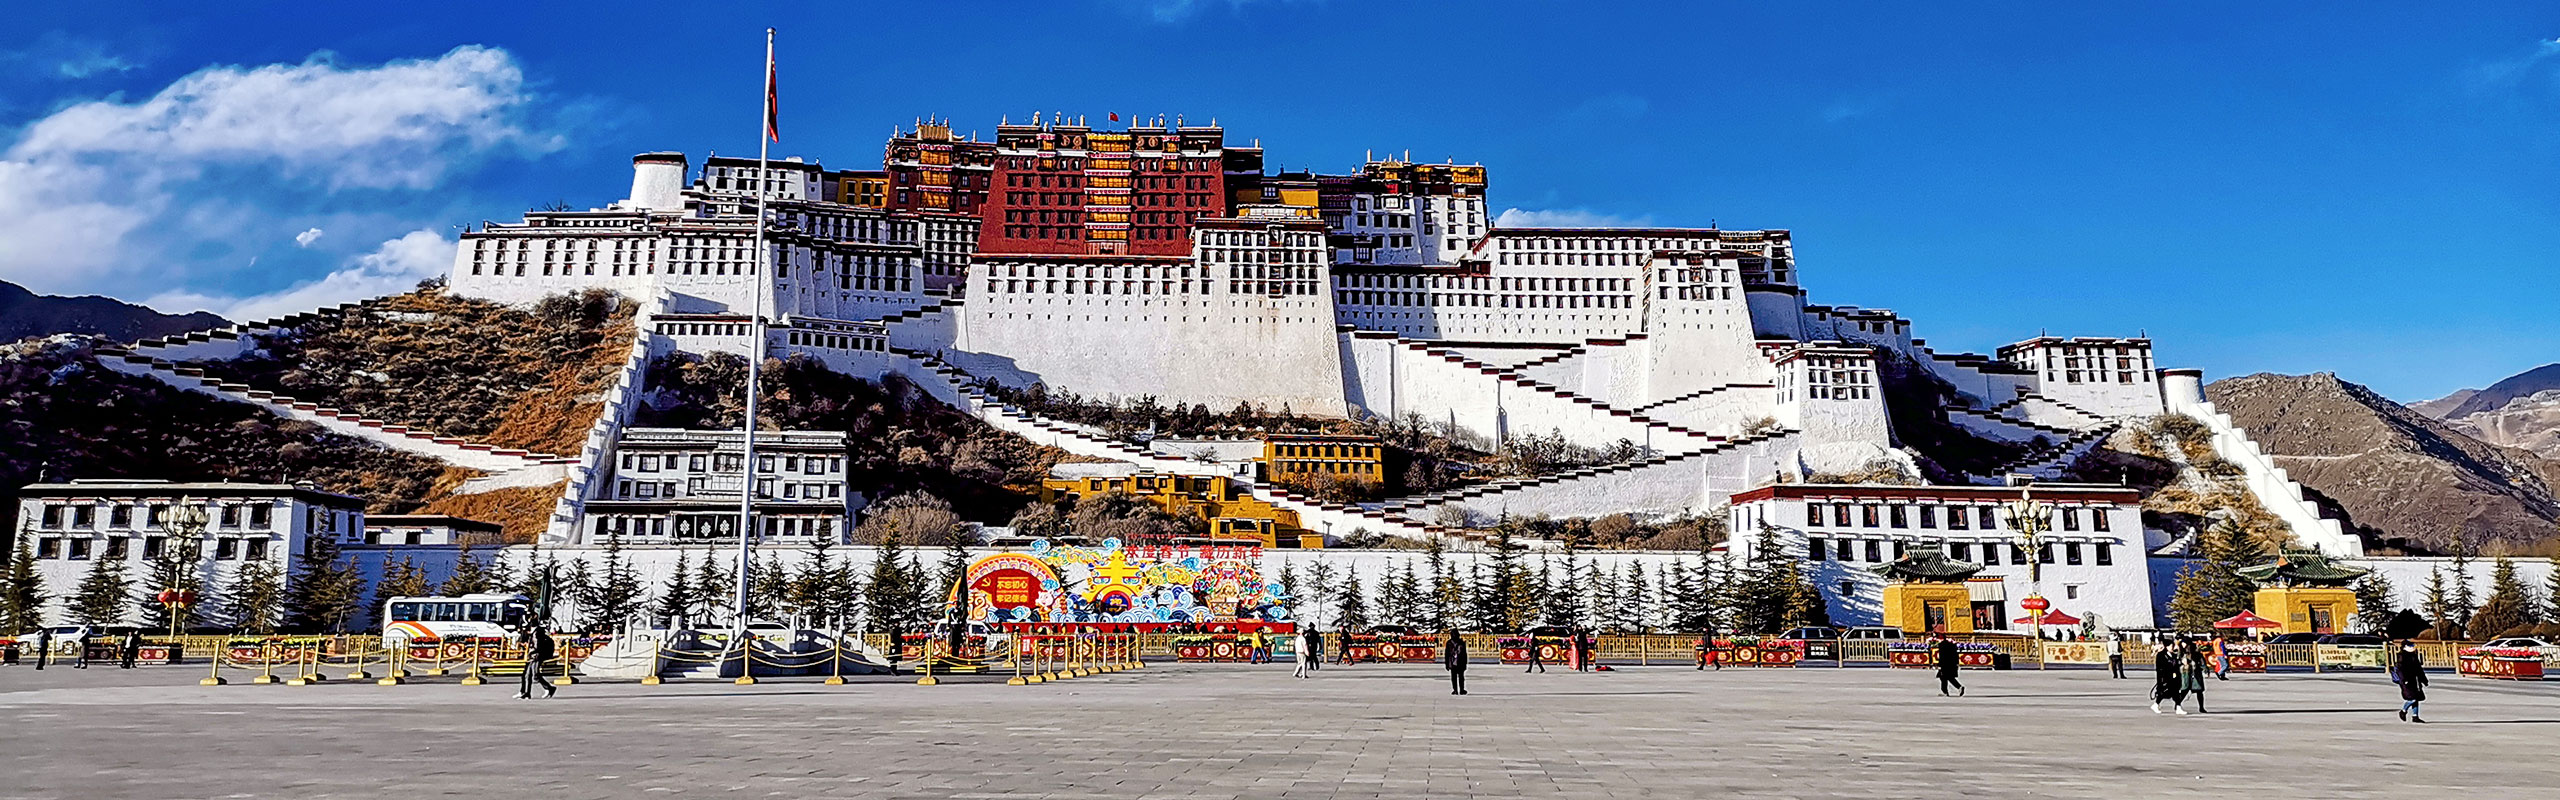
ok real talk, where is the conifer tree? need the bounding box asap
[2350,572,2398,634]
[1305,560,1338,623]
[695,549,735,628]
[749,550,791,623]
[3,533,49,633]
[283,534,364,633]
[1276,560,1301,619]
[71,551,131,627]
[934,537,972,621]
[560,558,597,627]
[2167,521,2261,632]
[791,537,844,630]
[1378,561,1419,628]
[2446,540,2479,629]
[591,530,645,632]
[218,560,285,634]
[2421,566,2454,638]
[1423,540,1461,632]
[1543,557,1587,629]
[134,504,209,633]
[1610,562,1641,633]
[439,546,494,595]
[864,533,916,634]
[1335,568,1369,631]
[2468,557,2536,639]
[367,557,432,630]
[1591,558,1621,632]
[656,549,696,627]
[1474,527,1525,631]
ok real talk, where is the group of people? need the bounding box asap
[2146,635,2220,714]
[3,629,150,670]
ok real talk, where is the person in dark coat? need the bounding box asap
[2392,640,2428,723]
[1931,634,1964,697]
[31,628,50,671]
[2150,641,2184,713]
[516,625,556,699]
[2178,636,2208,713]
[119,630,143,669]
[1523,627,1545,673]
[1444,631,1469,695]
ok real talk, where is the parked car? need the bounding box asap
[2482,637,2557,649]
[2266,633,2323,645]
[2316,633,2386,647]
[1783,626,1843,659]
[1842,626,1905,641]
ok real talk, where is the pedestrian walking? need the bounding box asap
[1248,628,1268,665]
[1931,634,1964,697]
[1576,628,1595,672]
[71,628,89,669]
[1294,626,1318,678]
[2150,641,2185,714]
[32,628,51,671]
[1444,630,1469,695]
[2179,637,2208,713]
[2391,639,2428,723]
[119,630,143,669]
[1696,633,1722,671]
[1337,627,1354,666]
[2210,636,2230,680]
[2105,634,2126,679]
[516,625,556,700]
[1523,628,1545,673]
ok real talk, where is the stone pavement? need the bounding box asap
[3,661,2555,799]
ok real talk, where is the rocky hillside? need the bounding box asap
[2206,372,2560,555]
[2416,363,2560,461]
[0,335,454,533]
[186,289,634,457]
[0,279,228,344]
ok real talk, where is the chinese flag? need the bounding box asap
[763,51,780,142]
[1109,111,1119,122]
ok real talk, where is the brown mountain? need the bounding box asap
[2416,364,2560,461]
[2205,372,2560,555]
[0,279,228,344]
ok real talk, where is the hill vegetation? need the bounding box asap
[0,336,454,528]
[187,288,635,456]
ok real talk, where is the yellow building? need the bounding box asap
[1040,464,1324,549]
[1870,544,1986,634]
[2237,550,2369,635]
[1259,433,1386,484]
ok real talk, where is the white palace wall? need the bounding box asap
[960,291,1347,417]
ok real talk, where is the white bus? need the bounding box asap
[382,593,532,645]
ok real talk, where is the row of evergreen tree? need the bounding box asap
[2167,522,2560,638]
[3,524,1840,637]
[1283,527,1829,635]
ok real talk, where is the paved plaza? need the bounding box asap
[4,661,2556,799]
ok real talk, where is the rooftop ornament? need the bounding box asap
[2234,548,2371,588]
[1868,543,1984,583]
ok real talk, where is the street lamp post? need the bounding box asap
[1998,481,2054,641]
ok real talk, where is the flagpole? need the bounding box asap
[734,26,775,637]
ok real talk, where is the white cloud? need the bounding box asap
[0,32,139,81]
[2466,38,2560,92]
[147,229,454,322]
[1494,208,1657,228]
[0,45,556,300]
[294,228,325,247]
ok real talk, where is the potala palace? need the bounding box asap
[31,113,2526,634]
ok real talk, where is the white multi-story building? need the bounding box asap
[1727,482,2159,631]
[10,480,369,626]
[583,428,858,545]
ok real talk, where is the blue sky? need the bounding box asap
[2,1,2554,401]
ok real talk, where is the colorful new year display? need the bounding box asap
[951,539,1294,627]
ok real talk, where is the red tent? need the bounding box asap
[2013,609,2082,626]
[2213,610,2283,630]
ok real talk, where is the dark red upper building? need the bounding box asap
[888,115,1262,257]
